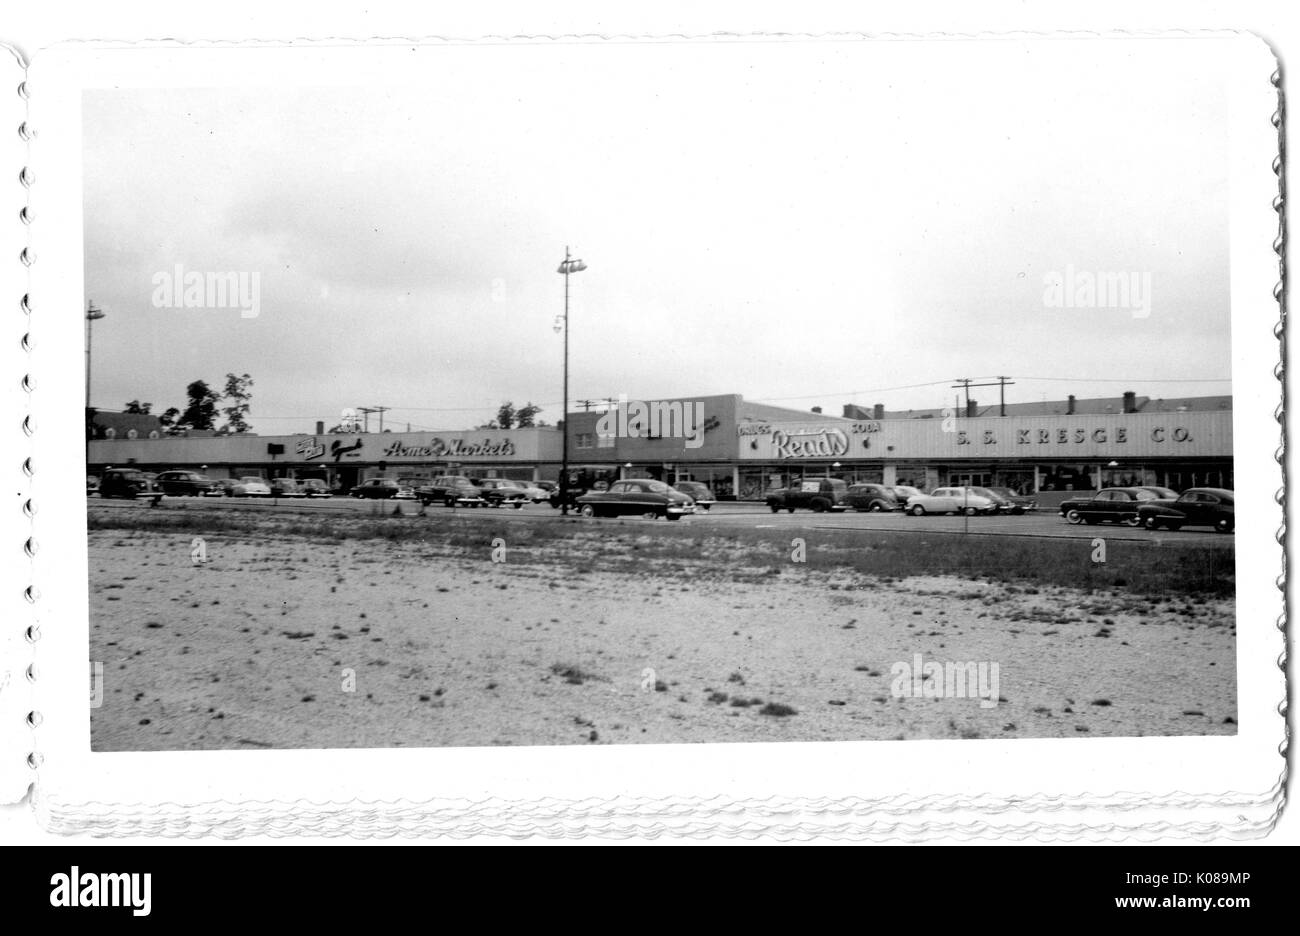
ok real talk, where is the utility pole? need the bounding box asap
[357,405,390,433]
[951,377,1015,416]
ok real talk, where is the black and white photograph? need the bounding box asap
[77,38,1246,752]
[4,21,1286,846]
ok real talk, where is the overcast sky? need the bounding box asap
[83,38,1231,434]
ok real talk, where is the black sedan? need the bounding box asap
[1138,488,1234,533]
[576,479,695,520]
[155,470,222,497]
[98,468,163,506]
[845,483,899,512]
[477,478,529,508]
[1058,487,1173,526]
[350,478,402,499]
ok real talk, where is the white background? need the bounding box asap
[1,1,1295,847]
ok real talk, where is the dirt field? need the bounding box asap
[88,525,1237,750]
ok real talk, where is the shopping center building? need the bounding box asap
[87,389,1233,500]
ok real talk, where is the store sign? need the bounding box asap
[772,427,850,458]
[295,436,326,460]
[953,425,1197,446]
[381,437,516,458]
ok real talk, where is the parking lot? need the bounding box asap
[88,494,1233,546]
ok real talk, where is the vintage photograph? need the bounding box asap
[81,38,1237,753]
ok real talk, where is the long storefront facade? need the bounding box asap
[87,392,1233,500]
[88,427,563,490]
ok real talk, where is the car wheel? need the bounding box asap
[1215,517,1234,534]
[580,504,596,519]
[869,502,883,512]
[1121,515,1140,527]
[963,506,978,516]
[1143,515,1160,530]
[512,501,524,509]
[445,498,456,508]
[910,504,926,517]
[1065,509,1083,524]
[666,512,681,521]
[769,504,780,513]
[786,507,795,514]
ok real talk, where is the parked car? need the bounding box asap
[477,478,530,508]
[1059,487,1172,526]
[86,475,99,495]
[904,486,997,516]
[845,483,899,512]
[155,470,222,497]
[232,476,272,497]
[514,483,551,504]
[980,486,1038,514]
[269,478,306,498]
[417,476,487,508]
[893,485,924,505]
[299,479,332,498]
[98,468,162,505]
[576,479,695,520]
[394,484,417,500]
[536,481,558,495]
[350,478,402,499]
[766,478,850,513]
[673,481,717,512]
[1138,488,1235,533]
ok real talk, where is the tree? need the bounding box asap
[515,403,541,428]
[124,400,152,415]
[495,402,516,430]
[220,372,255,434]
[180,380,221,431]
[159,407,180,428]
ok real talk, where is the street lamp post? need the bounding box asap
[85,300,106,411]
[555,247,587,516]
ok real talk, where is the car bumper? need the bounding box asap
[667,504,696,515]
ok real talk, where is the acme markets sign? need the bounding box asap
[381,437,517,459]
[771,427,850,458]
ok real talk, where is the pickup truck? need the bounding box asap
[765,478,850,513]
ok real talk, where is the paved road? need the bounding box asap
[89,495,1233,547]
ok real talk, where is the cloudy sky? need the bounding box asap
[83,38,1231,434]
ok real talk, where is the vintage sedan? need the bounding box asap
[1138,488,1235,533]
[299,479,332,498]
[673,481,716,512]
[1059,487,1170,526]
[417,476,487,507]
[98,468,163,505]
[980,486,1038,514]
[892,485,924,505]
[232,476,273,497]
[845,483,899,512]
[577,479,695,520]
[155,470,222,497]
[477,478,529,508]
[269,478,307,498]
[904,487,997,516]
[350,478,402,499]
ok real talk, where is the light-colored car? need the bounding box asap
[269,478,307,498]
[512,481,550,502]
[904,486,997,516]
[233,476,272,497]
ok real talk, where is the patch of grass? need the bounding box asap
[87,504,1235,597]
